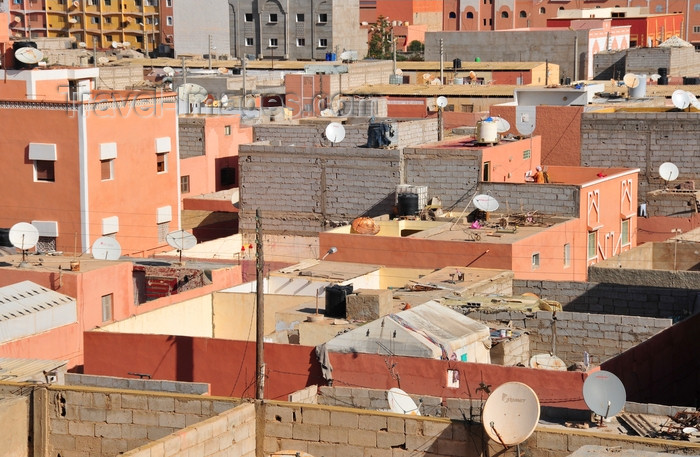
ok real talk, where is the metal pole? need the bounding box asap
[438,107,443,141]
[439,39,444,84]
[255,209,265,400]
[181,56,187,84]
[392,29,396,76]
[208,35,212,70]
[573,35,579,81]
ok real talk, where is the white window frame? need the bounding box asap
[621,219,630,246]
[587,231,597,260]
[318,38,328,48]
[317,13,328,23]
[245,37,254,46]
[268,13,278,24]
[563,243,571,268]
[269,38,278,48]
[296,38,305,46]
[531,252,540,269]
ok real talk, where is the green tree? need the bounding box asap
[406,40,424,61]
[368,15,393,59]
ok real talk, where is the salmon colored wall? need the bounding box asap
[637,215,700,244]
[511,219,583,281]
[319,234,514,271]
[489,105,583,166]
[85,95,179,256]
[481,136,542,183]
[284,74,332,118]
[0,108,82,249]
[0,323,83,367]
[83,333,325,400]
[387,97,428,118]
[0,78,33,99]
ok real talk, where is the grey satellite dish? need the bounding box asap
[658,162,679,183]
[473,194,500,212]
[583,370,626,422]
[482,382,540,449]
[163,66,175,77]
[91,236,122,260]
[493,116,511,133]
[387,388,420,415]
[436,96,448,108]
[325,122,346,144]
[178,83,208,104]
[14,47,44,65]
[515,105,536,136]
[166,230,197,264]
[9,223,40,263]
[623,73,640,89]
[671,90,690,110]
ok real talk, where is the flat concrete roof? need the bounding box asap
[274,260,383,282]
[343,83,519,97]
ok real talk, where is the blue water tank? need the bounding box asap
[325,52,337,61]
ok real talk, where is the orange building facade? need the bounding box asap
[0,64,180,257]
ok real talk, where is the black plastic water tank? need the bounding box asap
[398,193,419,216]
[453,58,461,69]
[324,284,353,318]
[658,76,669,86]
[658,67,668,77]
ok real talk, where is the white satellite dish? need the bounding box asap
[14,47,44,65]
[473,194,499,212]
[218,67,229,75]
[529,353,567,371]
[163,66,175,77]
[430,78,442,85]
[78,41,87,48]
[515,105,536,136]
[122,41,131,47]
[387,388,421,415]
[165,230,197,251]
[97,56,109,65]
[220,94,229,105]
[658,162,679,182]
[339,51,354,62]
[650,73,661,82]
[92,236,122,260]
[671,90,690,110]
[325,122,346,144]
[436,96,448,108]
[582,370,626,420]
[394,68,403,76]
[685,91,700,110]
[178,83,208,104]
[111,41,120,49]
[482,382,540,447]
[9,222,39,252]
[623,73,640,88]
[493,116,511,133]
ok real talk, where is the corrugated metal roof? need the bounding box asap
[343,83,518,97]
[0,357,67,382]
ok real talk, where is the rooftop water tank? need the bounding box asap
[476,118,499,144]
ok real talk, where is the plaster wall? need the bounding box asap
[0,396,28,457]
[64,373,210,395]
[172,0,230,57]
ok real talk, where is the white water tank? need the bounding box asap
[476,119,499,144]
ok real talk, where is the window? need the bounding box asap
[523,149,531,159]
[91,17,99,24]
[482,162,490,182]
[539,7,546,13]
[318,38,328,47]
[532,252,540,269]
[564,243,570,267]
[587,231,597,260]
[220,167,236,188]
[13,0,21,4]
[501,11,509,18]
[135,0,142,6]
[449,12,456,18]
[446,369,460,388]
[156,152,167,173]
[269,38,278,47]
[296,13,304,22]
[166,0,172,6]
[245,37,254,46]
[181,175,190,193]
[88,0,96,5]
[35,161,55,182]
[695,3,700,10]
[245,13,253,22]
[269,13,278,23]
[105,17,112,23]
[166,16,172,25]
[101,294,113,322]
[520,10,527,17]
[105,0,111,5]
[621,219,630,245]
[100,159,113,180]
[466,12,473,18]
[105,34,113,42]
[317,13,327,23]
[655,5,663,12]
[37,236,57,253]
[224,125,231,135]
[694,26,700,33]
[296,38,305,46]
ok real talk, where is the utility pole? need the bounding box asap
[208,35,213,70]
[391,29,396,76]
[439,39,444,84]
[255,209,265,400]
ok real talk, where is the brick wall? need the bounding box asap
[178,117,206,159]
[514,279,700,319]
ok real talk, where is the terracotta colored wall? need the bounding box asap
[637,215,700,244]
[387,96,428,118]
[490,105,583,166]
[481,136,542,183]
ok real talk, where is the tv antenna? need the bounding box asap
[91,236,122,260]
[658,162,679,187]
[387,388,421,415]
[165,230,197,264]
[324,122,345,146]
[482,382,540,456]
[9,222,39,266]
[582,370,626,427]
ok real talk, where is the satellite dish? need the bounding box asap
[623,73,640,88]
[325,122,346,144]
[163,66,175,76]
[13,16,21,23]
[529,353,567,370]
[68,17,78,24]
[436,96,448,108]
[582,370,626,420]
[394,68,403,76]
[686,91,700,110]
[430,78,442,85]
[220,94,229,105]
[218,67,229,75]
[493,116,511,133]
[97,56,109,65]
[473,194,499,212]
[166,230,197,251]
[9,222,39,251]
[178,83,208,104]
[78,41,87,48]
[658,162,679,182]
[515,105,536,136]
[469,70,477,80]
[111,41,120,49]
[422,73,432,82]
[122,41,131,47]
[92,237,122,260]
[482,382,540,447]
[650,73,661,82]
[671,90,691,110]
[387,388,421,415]
[14,47,44,65]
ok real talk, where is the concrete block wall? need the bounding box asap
[514,279,700,319]
[97,65,146,90]
[581,112,700,198]
[645,191,698,217]
[122,403,255,457]
[593,51,626,80]
[178,117,206,159]
[480,182,580,217]
[317,386,444,417]
[44,386,240,457]
[64,374,210,395]
[490,333,530,366]
[588,265,700,290]
[289,385,319,404]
